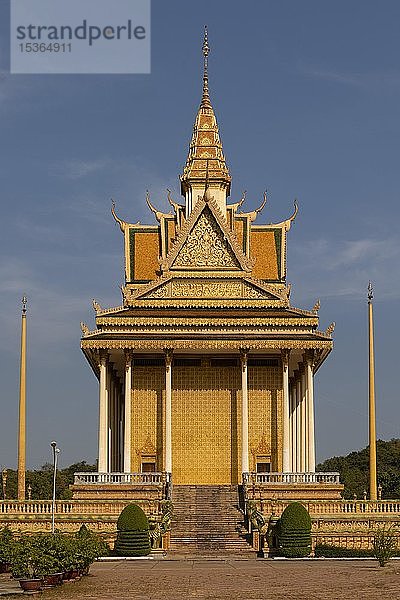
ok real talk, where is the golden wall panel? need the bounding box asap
[249,366,282,472]
[172,366,240,485]
[131,367,164,471]
[130,364,282,483]
[133,232,160,281]
[167,219,176,253]
[250,230,279,280]
[233,219,245,252]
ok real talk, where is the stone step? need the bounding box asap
[169,484,254,555]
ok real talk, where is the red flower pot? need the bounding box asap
[19,578,42,592]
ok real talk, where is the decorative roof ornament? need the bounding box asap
[167,189,184,213]
[312,299,321,314]
[111,199,128,232]
[146,190,172,222]
[92,299,102,313]
[22,295,27,315]
[227,191,246,213]
[325,322,336,337]
[201,25,211,109]
[368,280,373,303]
[238,191,268,222]
[80,322,90,336]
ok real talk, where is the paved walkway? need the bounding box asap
[33,557,400,600]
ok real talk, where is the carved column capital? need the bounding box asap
[164,348,173,372]
[124,349,133,370]
[240,347,249,372]
[305,349,315,367]
[281,349,291,368]
[98,350,108,367]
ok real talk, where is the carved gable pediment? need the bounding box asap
[162,197,253,273]
[172,207,240,269]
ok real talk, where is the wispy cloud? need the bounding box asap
[51,158,114,180]
[290,236,400,303]
[299,63,400,90]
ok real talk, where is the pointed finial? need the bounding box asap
[368,281,373,302]
[201,26,211,108]
[22,295,27,315]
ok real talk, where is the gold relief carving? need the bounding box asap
[141,278,283,301]
[244,283,269,299]
[97,316,318,328]
[83,339,333,351]
[251,432,271,457]
[147,284,170,299]
[136,434,157,457]
[173,210,239,269]
[172,280,242,298]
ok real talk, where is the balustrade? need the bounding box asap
[244,471,341,484]
[73,471,170,485]
[0,498,163,516]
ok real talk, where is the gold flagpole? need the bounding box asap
[368,282,377,501]
[17,296,27,501]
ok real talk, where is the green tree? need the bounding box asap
[317,438,400,499]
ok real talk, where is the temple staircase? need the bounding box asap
[169,485,255,555]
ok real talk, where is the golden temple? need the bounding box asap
[79,26,336,489]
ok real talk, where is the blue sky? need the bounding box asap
[1,1,400,470]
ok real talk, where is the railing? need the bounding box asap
[0,498,164,517]
[243,472,341,484]
[73,472,171,485]
[246,498,400,517]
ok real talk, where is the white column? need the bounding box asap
[295,373,301,472]
[282,350,290,472]
[165,350,173,474]
[110,375,116,472]
[98,351,108,473]
[123,351,132,473]
[300,363,307,472]
[241,350,249,475]
[306,351,316,472]
[289,381,292,470]
[106,367,112,471]
[290,380,296,472]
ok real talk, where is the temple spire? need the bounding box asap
[201,26,211,108]
[180,26,231,216]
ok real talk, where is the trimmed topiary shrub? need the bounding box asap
[114,504,151,557]
[277,502,311,558]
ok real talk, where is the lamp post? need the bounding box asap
[50,441,60,534]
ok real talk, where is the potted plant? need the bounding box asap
[34,533,63,587]
[0,527,13,573]
[76,525,109,575]
[10,536,42,593]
